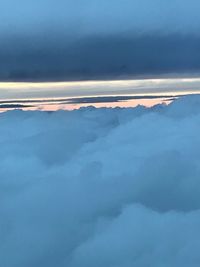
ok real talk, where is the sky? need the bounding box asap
[1,0,200,82]
[1,78,200,100]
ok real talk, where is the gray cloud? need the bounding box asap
[1,0,200,81]
[1,34,200,81]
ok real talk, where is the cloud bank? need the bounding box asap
[1,34,200,81]
[1,0,200,81]
[1,95,200,266]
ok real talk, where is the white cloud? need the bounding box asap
[1,95,200,266]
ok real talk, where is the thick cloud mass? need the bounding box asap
[1,0,200,80]
[1,95,200,266]
[2,34,200,81]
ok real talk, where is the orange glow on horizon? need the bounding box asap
[0,97,173,113]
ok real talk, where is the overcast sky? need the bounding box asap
[1,0,200,81]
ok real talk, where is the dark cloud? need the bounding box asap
[65,95,178,104]
[0,104,33,109]
[1,0,200,81]
[0,34,200,81]
[0,95,178,110]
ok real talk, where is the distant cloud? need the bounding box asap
[1,0,200,35]
[1,0,200,81]
[0,34,200,81]
[0,104,33,109]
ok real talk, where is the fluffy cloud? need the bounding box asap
[1,95,200,266]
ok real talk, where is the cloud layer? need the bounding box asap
[1,95,200,266]
[1,0,200,80]
[1,34,200,81]
[2,0,200,35]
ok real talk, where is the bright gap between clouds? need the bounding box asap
[1,77,200,100]
[1,77,200,111]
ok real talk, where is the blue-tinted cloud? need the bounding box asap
[1,95,200,266]
[1,0,200,80]
[1,0,200,35]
